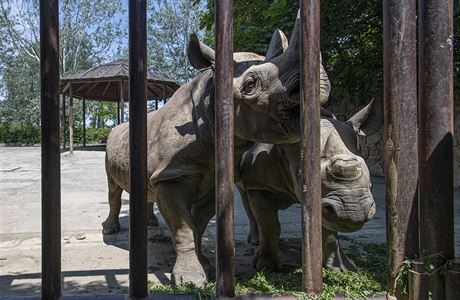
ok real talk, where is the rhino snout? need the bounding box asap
[327,154,362,180]
[321,194,375,233]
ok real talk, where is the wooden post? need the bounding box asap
[117,101,120,124]
[418,0,454,298]
[82,99,86,147]
[62,94,66,149]
[383,0,419,298]
[120,80,125,123]
[300,0,322,294]
[128,0,148,298]
[40,0,61,298]
[445,259,460,299]
[408,260,429,300]
[69,84,74,154]
[215,0,235,297]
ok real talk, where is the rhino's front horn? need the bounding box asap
[284,10,301,59]
[327,154,362,180]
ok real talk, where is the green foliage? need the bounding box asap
[0,122,40,145]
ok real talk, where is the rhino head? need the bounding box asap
[187,13,328,144]
[320,99,383,232]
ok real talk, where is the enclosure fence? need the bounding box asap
[36,0,457,299]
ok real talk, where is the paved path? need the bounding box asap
[1,147,459,297]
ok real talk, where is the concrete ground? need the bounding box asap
[1,147,459,297]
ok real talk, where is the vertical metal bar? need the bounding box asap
[120,80,125,123]
[300,0,322,294]
[129,0,148,298]
[215,0,234,297]
[418,0,454,298]
[445,259,460,299]
[69,85,74,154]
[383,0,419,297]
[82,99,86,147]
[408,260,429,300]
[62,94,66,149]
[40,0,61,298]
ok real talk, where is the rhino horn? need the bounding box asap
[265,29,289,61]
[284,10,301,59]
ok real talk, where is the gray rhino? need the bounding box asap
[237,100,382,272]
[102,15,315,285]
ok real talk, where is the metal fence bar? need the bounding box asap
[128,0,148,298]
[214,0,235,297]
[418,0,454,298]
[299,0,322,294]
[382,0,419,297]
[40,0,61,299]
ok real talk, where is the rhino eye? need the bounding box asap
[241,78,257,95]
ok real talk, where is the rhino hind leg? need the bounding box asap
[248,190,281,271]
[237,185,259,245]
[191,192,215,278]
[102,177,123,235]
[323,228,357,272]
[155,180,207,286]
[148,202,159,227]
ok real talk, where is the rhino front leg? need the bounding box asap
[148,202,159,227]
[322,228,357,272]
[249,190,281,271]
[102,177,122,235]
[191,192,215,278]
[155,180,207,286]
[237,184,259,245]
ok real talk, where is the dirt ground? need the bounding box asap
[1,147,459,297]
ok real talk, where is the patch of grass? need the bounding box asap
[146,238,387,299]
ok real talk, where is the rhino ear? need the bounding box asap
[265,28,288,61]
[347,98,383,136]
[187,33,215,70]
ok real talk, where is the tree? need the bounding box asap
[147,0,203,84]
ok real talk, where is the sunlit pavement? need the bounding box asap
[1,147,459,297]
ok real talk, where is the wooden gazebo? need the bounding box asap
[59,59,180,152]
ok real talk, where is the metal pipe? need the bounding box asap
[40,0,61,298]
[300,0,322,294]
[445,258,460,299]
[383,0,419,297]
[408,260,429,300]
[215,0,235,297]
[418,0,454,298]
[128,0,148,298]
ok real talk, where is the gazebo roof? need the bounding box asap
[60,59,180,101]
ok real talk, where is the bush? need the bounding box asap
[0,122,41,145]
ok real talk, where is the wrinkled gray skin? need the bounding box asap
[103,16,311,286]
[237,100,382,272]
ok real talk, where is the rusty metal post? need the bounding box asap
[418,0,454,298]
[408,260,429,300]
[82,99,86,147]
[40,0,61,299]
[69,84,74,154]
[383,0,419,298]
[300,0,322,294]
[215,0,235,297]
[445,258,460,299]
[128,0,148,298]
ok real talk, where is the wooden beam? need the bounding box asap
[418,0,454,298]
[69,84,74,155]
[215,0,235,297]
[40,0,61,298]
[383,0,419,297]
[300,0,322,294]
[82,99,86,147]
[128,0,148,298]
[120,80,125,123]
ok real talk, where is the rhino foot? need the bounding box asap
[102,219,120,235]
[324,250,357,272]
[247,231,259,245]
[171,253,207,286]
[148,213,159,227]
[252,252,280,272]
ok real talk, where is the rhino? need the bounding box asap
[237,100,382,272]
[102,14,320,285]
